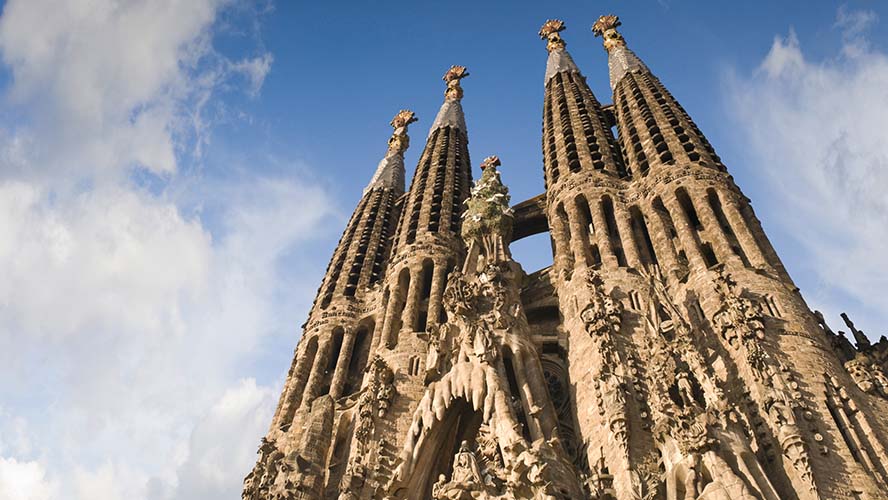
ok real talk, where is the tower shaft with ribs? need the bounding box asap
[244,15,888,500]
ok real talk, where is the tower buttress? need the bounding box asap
[267,111,416,461]
[377,66,473,352]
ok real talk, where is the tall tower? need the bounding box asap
[244,14,888,500]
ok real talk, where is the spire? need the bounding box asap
[429,65,469,137]
[592,15,648,90]
[461,155,513,262]
[539,19,580,84]
[364,109,418,195]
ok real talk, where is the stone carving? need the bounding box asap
[242,438,298,500]
[443,65,469,100]
[580,269,623,339]
[387,109,418,154]
[846,356,888,398]
[247,14,888,500]
[462,155,513,263]
[539,19,566,52]
[591,15,625,51]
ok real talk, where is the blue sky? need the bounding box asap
[0,1,887,498]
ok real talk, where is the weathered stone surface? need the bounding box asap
[244,15,888,500]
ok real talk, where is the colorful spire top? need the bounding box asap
[539,19,566,52]
[387,109,418,155]
[364,109,416,195]
[539,19,580,83]
[591,14,625,51]
[479,155,501,171]
[462,154,513,254]
[443,65,469,101]
[430,66,469,136]
[592,14,648,89]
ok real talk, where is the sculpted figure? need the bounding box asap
[451,441,485,486]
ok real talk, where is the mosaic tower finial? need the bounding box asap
[592,14,626,51]
[539,19,567,52]
[443,65,469,100]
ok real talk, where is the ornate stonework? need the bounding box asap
[245,14,888,500]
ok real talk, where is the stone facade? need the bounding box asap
[242,15,888,500]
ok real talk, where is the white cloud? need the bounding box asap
[0,0,337,499]
[726,9,888,334]
[0,457,56,500]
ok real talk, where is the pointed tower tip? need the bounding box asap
[592,14,648,89]
[540,19,579,83]
[592,14,626,51]
[442,65,469,101]
[430,66,469,137]
[364,109,416,195]
[539,19,566,52]
[480,155,501,171]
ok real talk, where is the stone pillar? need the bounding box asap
[565,203,592,268]
[663,194,706,271]
[275,349,312,428]
[550,206,574,274]
[591,197,618,268]
[379,281,402,349]
[400,266,423,334]
[692,191,742,266]
[613,203,642,269]
[522,351,560,441]
[329,329,357,399]
[720,194,768,268]
[301,337,333,410]
[511,353,545,442]
[425,261,448,329]
[643,200,680,276]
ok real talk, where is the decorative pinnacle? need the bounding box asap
[539,19,566,52]
[443,65,469,100]
[592,14,626,51]
[388,109,417,154]
[480,155,501,171]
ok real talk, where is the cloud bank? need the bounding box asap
[0,0,332,498]
[726,8,888,337]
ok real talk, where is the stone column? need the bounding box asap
[591,197,618,268]
[400,266,423,334]
[550,206,574,275]
[425,261,448,329]
[565,203,592,268]
[329,329,357,399]
[692,191,742,266]
[379,280,402,349]
[275,350,310,428]
[511,353,545,442]
[522,351,560,441]
[613,203,642,269]
[720,194,768,268]
[301,337,333,410]
[643,201,680,276]
[662,194,706,271]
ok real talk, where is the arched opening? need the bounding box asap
[343,322,373,396]
[386,268,411,347]
[601,195,627,267]
[510,231,554,275]
[280,336,318,429]
[575,195,600,266]
[629,205,658,267]
[320,327,345,396]
[407,400,485,500]
[417,260,434,332]
[707,189,750,267]
[652,196,682,268]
